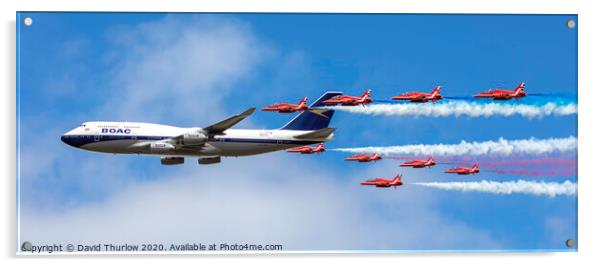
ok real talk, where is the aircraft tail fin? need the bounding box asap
[315,142,324,150]
[281,91,342,130]
[362,89,372,99]
[472,163,480,171]
[432,86,441,95]
[298,97,308,105]
[514,82,526,94]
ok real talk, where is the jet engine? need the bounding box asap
[161,156,184,165]
[198,157,221,165]
[182,132,208,145]
[150,142,176,153]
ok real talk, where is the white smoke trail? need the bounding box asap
[413,180,576,197]
[322,101,577,119]
[333,136,577,156]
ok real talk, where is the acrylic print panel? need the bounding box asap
[16,12,577,254]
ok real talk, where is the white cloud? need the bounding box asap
[101,15,269,124]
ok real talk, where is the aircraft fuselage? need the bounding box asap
[61,121,331,157]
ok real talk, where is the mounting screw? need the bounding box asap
[567,19,575,29]
[23,17,32,26]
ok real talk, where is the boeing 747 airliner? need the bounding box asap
[61,92,342,165]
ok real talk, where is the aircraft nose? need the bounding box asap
[61,134,79,147]
[61,135,70,145]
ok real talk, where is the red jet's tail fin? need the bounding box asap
[361,89,372,99]
[432,86,441,95]
[314,142,324,151]
[393,174,403,185]
[514,82,526,94]
[298,97,308,105]
[472,163,480,171]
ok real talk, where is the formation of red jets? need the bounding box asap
[339,154,480,188]
[260,82,527,112]
[272,85,514,189]
[286,147,481,188]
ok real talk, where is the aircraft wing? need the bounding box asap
[166,107,255,147]
[204,107,255,134]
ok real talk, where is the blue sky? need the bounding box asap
[17,12,577,251]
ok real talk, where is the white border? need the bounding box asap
[3,0,601,266]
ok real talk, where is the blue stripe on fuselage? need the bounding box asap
[60,135,316,148]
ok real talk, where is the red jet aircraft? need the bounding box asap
[287,143,325,154]
[322,89,373,106]
[391,86,443,103]
[360,174,403,188]
[344,153,382,162]
[474,82,527,100]
[261,97,308,113]
[399,156,436,168]
[445,163,480,175]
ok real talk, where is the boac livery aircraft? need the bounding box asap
[61,92,342,165]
